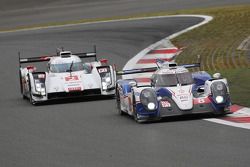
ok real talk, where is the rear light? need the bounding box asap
[100,59,108,65]
[26,65,36,72]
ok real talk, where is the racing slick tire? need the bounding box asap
[28,75,36,105]
[19,70,23,94]
[116,90,125,115]
[132,94,141,123]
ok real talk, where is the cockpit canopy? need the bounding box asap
[48,55,84,73]
[152,72,194,87]
[50,62,84,73]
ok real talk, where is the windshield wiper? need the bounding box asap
[66,61,74,76]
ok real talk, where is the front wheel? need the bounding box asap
[116,90,124,115]
[132,94,140,123]
[28,75,36,105]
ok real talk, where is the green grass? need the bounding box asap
[170,5,250,107]
[218,68,250,106]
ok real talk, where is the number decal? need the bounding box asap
[198,98,205,103]
[161,101,171,108]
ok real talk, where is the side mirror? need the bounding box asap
[129,81,137,87]
[213,73,221,79]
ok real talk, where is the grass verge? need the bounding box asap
[170,5,250,107]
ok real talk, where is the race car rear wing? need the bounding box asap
[117,63,200,75]
[18,46,98,66]
[181,63,200,69]
[116,67,158,75]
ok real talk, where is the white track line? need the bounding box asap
[0,15,211,34]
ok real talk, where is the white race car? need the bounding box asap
[19,47,116,104]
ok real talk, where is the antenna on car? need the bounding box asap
[94,45,97,61]
[197,55,201,71]
[156,59,165,69]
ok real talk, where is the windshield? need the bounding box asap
[177,72,194,85]
[155,72,193,87]
[50,62,83,73]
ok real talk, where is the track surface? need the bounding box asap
[1,1,250,167]
[1,0,250,30]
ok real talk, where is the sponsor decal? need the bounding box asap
[193,97,210,104]
[178,94,189,102]
[161,100,171,108]
[68,87,81,92]
[178,89,185,94]
[98,68,108,73]
[65,75,79,81]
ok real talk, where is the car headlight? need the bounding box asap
[101,73,112,90]
[35,81,46,95]
[215,96,224,104]
[211,81,227,104]
[147,102,156,110]
[102,82,108,90]
[105,77,111,83]
[36,83,41,91]
[140,88,158,111]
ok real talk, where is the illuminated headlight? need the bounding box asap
[215,96,224,104]
[35,83,41,91]
[140,88,158,111]
[101,73,112,90]
[40,88,46,95]
[102,73,112,85]
[35,83,46,95]
[105,77,111,83]
[147,102,156,110]
[102,82,108,90]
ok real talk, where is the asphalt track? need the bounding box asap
[1,0,250,30]
[1,1,250,167]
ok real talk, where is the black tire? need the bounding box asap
[28,75,36,105]
[19,70,23,94]
[116,89,124,115]
[132,94,140,123]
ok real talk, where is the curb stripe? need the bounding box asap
[148,48,178,54]
[137,58,174,64]
[222,117,250,123]
[229,105,244,113]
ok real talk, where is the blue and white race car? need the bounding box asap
[116,61,231,122]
